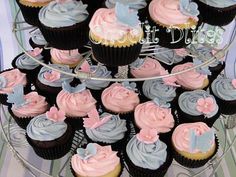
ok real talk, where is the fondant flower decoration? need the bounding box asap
[7,85,27,108]
[43,70,61,82]
[137,129,159,144]
[196,97,216,115]
[160,70,180,87]
[121,81,137,91]
[179,0,199,17]
[80,60,91,73]
[129,58,145,69]
[174,48,188,57]
[76,143,97,160]
[231,79,236,89]
[83,108,112,129]
[62,81,86,93]
[27,47,43,57]
[115,2,139,27]
[193,59,212,76]
[189,129,214,153]
[46,106,66,122]
[153,97,171,108]
[0,76,7,90]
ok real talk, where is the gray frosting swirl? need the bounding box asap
[30,29,47,46]
[211,77,236,101]
[15,53,43,70]
[82,65,112,90]
[85,113,127,143]
[37,64,74,87]
[178,90,219,118]
[105,0,147,10]
[126,136,167,170]
[142,79,176,103]
[199,0,236,8]
[26,114,67,141]
[39,1,89,28]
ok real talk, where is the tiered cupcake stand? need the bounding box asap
[0,9,236,177]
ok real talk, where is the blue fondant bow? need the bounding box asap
[121,81,137,91]
[129,58,145,69]
[153,98,170,108]
[179,0,199,17]
[7,85,26,108]
[76,143,97,160]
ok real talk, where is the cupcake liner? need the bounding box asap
[124,145,173,177]
[173,136,219,168]
[16,0,41,26]
[26,123,74,160]
[39,18,90,50]
[90,39,142,66]
[193,0,236,26]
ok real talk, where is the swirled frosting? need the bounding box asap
[172,122,215,153]
[85,113,127,143]
[130,57,165,78]
[39,0,89,28]
[11,92,48,118]
[37,64,73,87]
[30,29,47,46]
[171,62,208,90]
[199,0,236,8]
[15,52,43,70]
[0,69,27,94]
[50,48,81,65]
[126,135,167,169]
[105,0,147,10]
[142,79,177,102]
[56,89,97,117]
[89,8,143,41]
[101,83,140,113]
[178,90,219,118]
[135,101,174,133]
[71,143,120,177]
[211,77,236,101]
[26,114,67,141]
[149,0,198,26]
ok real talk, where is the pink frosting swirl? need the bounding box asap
[12,92,49,118]
[172,122,214,153]
[171,62,207,90]
[56,89,97,117]
[89,8,142,41]
[130,57,166,78]
[50,48,81,65]
[149,0,196,26]
[71,144,120,177]
[135,101,174,133]
[0,69,27,94]
[101,83,140,113]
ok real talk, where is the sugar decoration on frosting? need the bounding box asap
[179,0,199,17]
[7,85,27,108]
[121,81,137,91]
[193,59,212,75]
[153,97,171,108]
[196,97,216,117]
[115,2,139,27]
[136,129,159,144]
[28,48,43,57]
[62,81,86,93]
[231,79,236,89]
[46,106,66,122]
[80,60,90,73]
[160,70,180,87]
[83,108,112,129]
[189,129,214,153]
[0,76,7,90]
[129,58,145,69]
[43,70,61,82]
[76,143,97,160]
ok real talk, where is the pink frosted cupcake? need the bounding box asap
[50,48,82,68]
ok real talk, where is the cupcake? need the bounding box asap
[89,3,143,66]
[193,0,236,26]
[71,143,122,177]
[7,85,49,129]
[0,69,28,105]
[35,64,74,105]
[56,82,97,129]
[38,0,89,50]
[177,90,220,127]
[210,77,236,115]
[172,122,218,168]
[50,48,82,68]
[16,0,53,26]
[12,48,44,83]
[171,62,209,91]
[101,82,140,120]
[125,129,172,177]
[148,0,200,48]
[83,108,127,151]
[26,107,74,160]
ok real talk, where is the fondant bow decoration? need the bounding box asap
[76,143,97,160]
[159,70,180,87]
[62,81,86,93]
[46,106,66,122]
[83,108,112,129]
[179,0,199,17]
[7,85,27,108]
[0,76,7,90]
[193,59,212,75]
[153,97,170,108]
[189,129,214,153]
[80,60,91,73]
[121,81,137,91]
[129,58,145,69]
